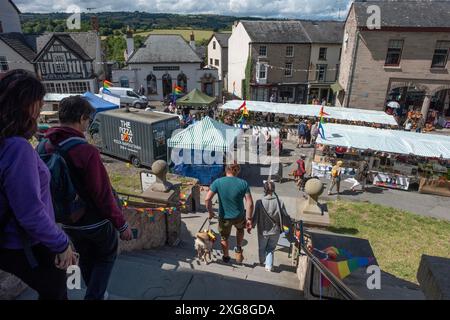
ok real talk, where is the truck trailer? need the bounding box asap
[89,108,180,167]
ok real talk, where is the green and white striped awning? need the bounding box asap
[168,116,242,152]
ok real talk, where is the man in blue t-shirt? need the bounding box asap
[205,164,254,264]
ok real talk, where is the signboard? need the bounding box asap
[372,172,410,190]
[113,120,142,154]
[140,171,156,192]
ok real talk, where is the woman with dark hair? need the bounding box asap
[0,69,76,300]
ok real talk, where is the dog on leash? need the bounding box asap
[195,230,216,264]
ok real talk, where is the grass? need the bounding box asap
[134,29,216,42]
[326,200,450,283]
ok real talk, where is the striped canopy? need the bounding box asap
[168,116,242,152]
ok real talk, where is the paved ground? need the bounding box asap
[18,211,303,300]
[241,139,450,221]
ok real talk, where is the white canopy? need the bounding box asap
[316,123,450,159]
[221,100,398,126]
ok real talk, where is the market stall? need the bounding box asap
[314,123,450,194]
[176,88,216,109]
[221,100,399,126]
[167,116,242,185]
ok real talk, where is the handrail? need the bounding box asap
[297,221,361,300]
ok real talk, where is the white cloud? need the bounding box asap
[14,0,353,19]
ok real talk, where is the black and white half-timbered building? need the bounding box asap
[33,33,102,94]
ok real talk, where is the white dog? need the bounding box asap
[195,231,216,264]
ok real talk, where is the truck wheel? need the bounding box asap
[135,103,144,109]
[130,156,141,168]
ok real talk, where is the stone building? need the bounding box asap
[337,0,450,118]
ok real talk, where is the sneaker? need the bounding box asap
[222,255,231,263]
[235,248,244,264]
[265,266,273,272]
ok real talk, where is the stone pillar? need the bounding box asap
[421,94,432,117]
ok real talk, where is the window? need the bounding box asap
[127,90,140,98]
[316,64,327,82]
[258,63,267,79]
[286,46,294,57]
[40,62,47,75]
[44,83,56,93]
[68,81,89,93]
[259,46,267,57]
[209,58,213,65]
[431,41,450,68]
[385,40,404,66]
[213,41,216,50]
[285,62,293,77]
[319,48,327,60]
[215,59,219,66]
[335,64,340,81]
[53,53,67,73]
[0,56,8,72]
[146,73,157,95]
[177,72,187,93]
[119,76,129,88]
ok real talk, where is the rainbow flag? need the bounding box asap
[236,101,249,128]
[173,85,183,95]
[318,106,329,139]
[316,246,375,287]
[103,80,113,89]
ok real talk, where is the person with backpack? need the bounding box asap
[38,96,133,300]
[0,69,77,300]
[252,181,290,272]
[297,119,307,148]
[328,161,343,195]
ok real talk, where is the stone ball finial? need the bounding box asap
[152,160,168,177]
[305,178,324,199]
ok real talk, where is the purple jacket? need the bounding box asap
[0,137,69,253]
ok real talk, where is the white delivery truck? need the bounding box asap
[99,87,148,109]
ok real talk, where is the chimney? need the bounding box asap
[90,16,99,32]
[189,31,196,50]
[125,26,134,60]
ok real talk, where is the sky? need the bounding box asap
[14,0,354,20]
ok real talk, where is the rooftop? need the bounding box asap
[240,20,344,44]
[128,34,202,64]
[0,33,36,62]
[353,0,450,28]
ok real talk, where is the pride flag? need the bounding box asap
[316,246,375,287]
[236,101,249,128]
[103,80,113,94]
[318,106,329,139]
[173,85,183,95]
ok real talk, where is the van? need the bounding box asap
[99,87,148,109]
[88,108,180,167]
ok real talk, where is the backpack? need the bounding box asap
[37,137,88,225]
[331,167,340,178]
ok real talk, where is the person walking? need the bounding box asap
[351,160,370,192]
[252,181,288,272]
[0,69,77,300]
[328,161,343,195]
[297,119,307,148]
[294,154,307,190]
[41,96,133,300]
[310,121,319,144]
[205,164,254,264]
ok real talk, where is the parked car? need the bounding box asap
[99,87,148,109]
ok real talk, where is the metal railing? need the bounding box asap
[297,220,361,300]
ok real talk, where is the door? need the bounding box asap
[162,74,172,99]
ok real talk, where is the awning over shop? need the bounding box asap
[221,100,398,126]
[176,88,216,108]
[316,123,450,159]
[168,116,241,152]
[330,82,343,93]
